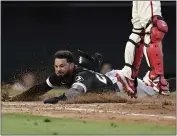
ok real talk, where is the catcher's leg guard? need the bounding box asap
[122,28,144,95]
[143,15,169,95]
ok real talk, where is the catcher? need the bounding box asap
[122,1,169,96]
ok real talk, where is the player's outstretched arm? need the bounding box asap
[65,85,85,100]
[9,82,52,101]
[44,83,85,104]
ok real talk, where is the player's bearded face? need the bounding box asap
[54,58,74,77]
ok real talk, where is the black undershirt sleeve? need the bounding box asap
[10,82,52,101]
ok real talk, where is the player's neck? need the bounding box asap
[65,65,76,80]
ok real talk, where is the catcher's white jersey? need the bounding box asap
[105,70,157,96]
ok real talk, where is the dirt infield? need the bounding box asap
[2,94,176,126]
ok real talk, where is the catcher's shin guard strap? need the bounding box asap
[133,27,144,30]
[128,39,138,47]
[128,39,144,47]
[125,63,137,71]
[132,28,145,36]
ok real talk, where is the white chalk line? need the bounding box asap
[66,108,176,120]
[3,107,176,120]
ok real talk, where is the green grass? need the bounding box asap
[2,113,176,135]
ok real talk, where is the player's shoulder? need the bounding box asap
[74,65,93,75]
[49,73,63,80]
[74,65,95,80]
[46,73,64,87]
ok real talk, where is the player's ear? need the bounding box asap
[70,63,75,69]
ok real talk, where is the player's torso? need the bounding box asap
[88,70,114,92]
[48,66,115,92]
[73,67,115,92]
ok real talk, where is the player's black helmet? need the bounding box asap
[75,50,103,72]
[92,53,103,71]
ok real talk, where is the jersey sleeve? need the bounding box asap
[71,71,92,92]
[46,74,63,89]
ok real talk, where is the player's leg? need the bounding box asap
[138,1,169,95]
[136,78,157,96]
[122,1,144,95]
[137,1,162,29]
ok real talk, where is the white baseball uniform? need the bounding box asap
[106,70,157,96]
[122,1,162,80]
[131,1,162,28]
[121,1,169,95]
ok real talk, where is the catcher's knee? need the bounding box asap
[143,15,168,48]
[152,15,168,33]
[148,15,168,44]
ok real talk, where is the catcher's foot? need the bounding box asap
[116,73,137,98]
[143,73,170,96]
[124,77,137,98]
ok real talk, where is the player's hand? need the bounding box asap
[44,93,67,104]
